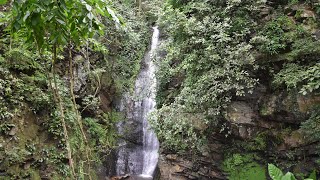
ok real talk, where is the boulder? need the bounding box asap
[225,102,256,125]
[283,130,305,148]
[297,95,320,113]
[259,93,309,124]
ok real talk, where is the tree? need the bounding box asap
[7,0,118,178]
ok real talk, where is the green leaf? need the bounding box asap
[0,0,7,5]
[13,21,21,31]
[56,19,66,25]
[87,12,94,20]
[85,4,92,11]
[307,170,317,180]
[31,13,41,26]
[60,0,67,11]
[70,22,75,32]
[107,7,120,25]
[268,164,284,180]
[23,11,30,22]
[281,172,296,180]
[96,6,105,16]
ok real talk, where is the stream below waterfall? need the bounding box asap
[115,27,160,179]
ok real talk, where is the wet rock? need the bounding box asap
[313,30,320,40]
[199,167,209,174]
[8,126,17,136]
[109,174,130,180]
[177,160,193,170]
[108,175,154,180]
[283,130,305,148]
[158,151,226,180]
[166,154,177,160]
[23,162,31,170]
[188,173,199,179]
[286,4,316,18]
[208,143,222,152]
[202,151,210,158]
[297,95,320,113]
[238,125,249,139]
[259,93,308,124]
[259,95,277,116]
[299,9,316,19]
[122,121,144,145]
[225,102,256,125]
[173,165,184,173]
[259,5,273,17]
[73,55,89,92]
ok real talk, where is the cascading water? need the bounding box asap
[115,27,160,178]
[141,26,160,176]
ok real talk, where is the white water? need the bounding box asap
[141,26,160,176]
[115,27,160,177]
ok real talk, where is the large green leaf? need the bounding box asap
[268,164,284,180]
[281,172,296,180]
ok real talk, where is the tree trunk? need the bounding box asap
[68,44,92,180]
[52,43,76,178]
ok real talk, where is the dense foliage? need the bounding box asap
[152,0,320,158]
[0,0,152,178]
[268,164,315,180]
[0,0,320,179]
[152,0,264,152]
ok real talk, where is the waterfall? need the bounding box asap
[141,26,160,176]
[115,27,160,178]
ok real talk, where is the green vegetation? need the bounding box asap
[0,0,320,179]
[223,154,266,180]
[268,164,297,180]
[152,0,320,151]
[268,164,315,180]
[0,0,153,178]
[152,0,260,153]
[152,0,320,179]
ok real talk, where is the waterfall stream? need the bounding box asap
[115,27,160,178]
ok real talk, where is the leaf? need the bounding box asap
[56,19,66,25]
[96,6,105,16]
[13,21,21,31]
[307,170,317,180]
[85,4,92,11]
[42,0,50,5]
[268,164,284,180]
[70,22,75,32]
[107,7,120,25]
[281,172,296,180]
[23,11,30,22]
[60,0,68,11]
[0,0,7,5]
[31,13,41,26]
[87,12,94,20]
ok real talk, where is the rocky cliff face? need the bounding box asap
[157,87,320,180]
